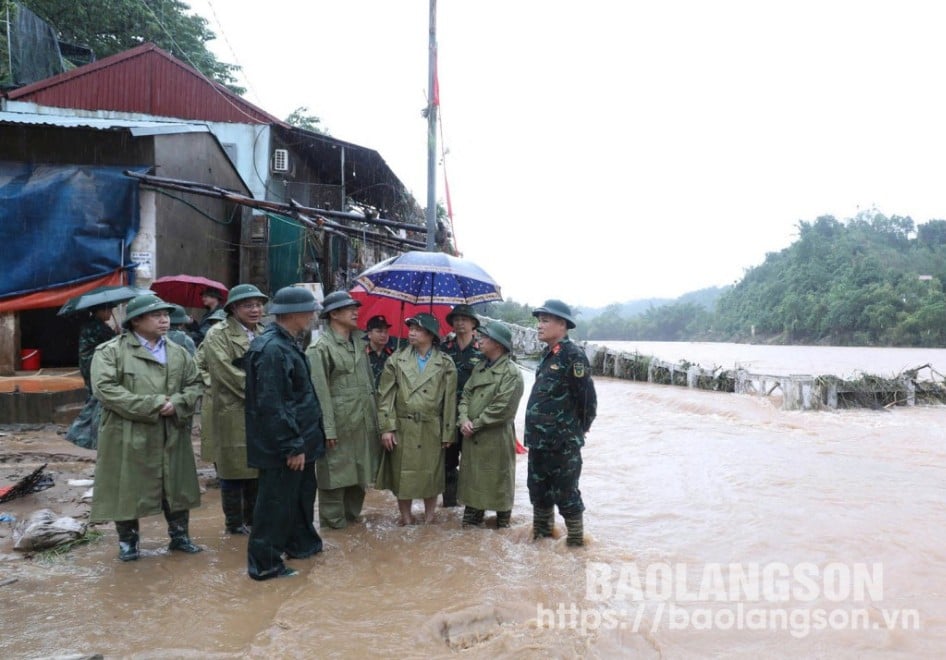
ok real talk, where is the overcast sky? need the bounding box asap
[186,0,946,307]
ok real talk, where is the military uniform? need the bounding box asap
[376,346,457,499]
[78,317,116,389]
[366,340,396,388]
[307,326,381,528]
[525,336,597,542]
[66,317,116,450]
[244,323,326,580]
[441,335,482,505]
[167,329,197,356]
[457,352,524,522]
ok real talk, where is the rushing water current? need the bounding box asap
[2,343,946,658]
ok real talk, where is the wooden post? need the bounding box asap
[0,312,19,376]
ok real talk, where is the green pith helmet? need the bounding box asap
[123,294,175,327]
[225,283,268,311]
[405,313,441,343]
[446,303,480,329]
[319,290,361,319]
[169,304,189,325]
[267,286,321,315]
[532,299,576,329]
[477,320,514,352]
[207,308,227,323]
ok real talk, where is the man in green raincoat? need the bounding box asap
[457,320,524,528]
[194,308,227,463]
[306,291,381,529]
[90,294,203,561]
[202,284,268,534]
[377,313,457,525]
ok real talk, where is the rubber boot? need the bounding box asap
[564,512,584,547]
[167,510,202,553]
[242,479,258,529]
[495,510,512,529]
[116,520,139,561]
[532,507,554,540]
[462,506,485,528]
[222,488,248,534]
[442,470,459,508]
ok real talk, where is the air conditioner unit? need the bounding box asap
[272,148,290,172]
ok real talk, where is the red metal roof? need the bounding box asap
[5,43,285,126]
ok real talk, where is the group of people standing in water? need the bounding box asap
[81,282,596,580]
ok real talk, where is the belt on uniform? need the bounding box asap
[398,412,436,423]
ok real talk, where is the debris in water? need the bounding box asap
[0,464,54,503]
[12,508,87,552]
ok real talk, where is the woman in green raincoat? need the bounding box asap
[457,321,524,528]
[90,294,203,562]
[376,313,457,525]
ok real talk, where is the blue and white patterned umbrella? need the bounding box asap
[354,251,502,305]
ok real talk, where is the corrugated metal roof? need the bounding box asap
[5,43,285,127]
[0,110,210,135]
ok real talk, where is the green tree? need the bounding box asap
[285,106,326,134]
[15,0,243,92]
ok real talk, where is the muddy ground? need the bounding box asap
[0,423,215,570]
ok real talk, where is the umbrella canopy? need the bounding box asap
[151,275,228,309]
[349,285,456,339]
[354,251,502,305]
[57,285,153,316]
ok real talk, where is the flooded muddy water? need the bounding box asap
[2,344,946,657]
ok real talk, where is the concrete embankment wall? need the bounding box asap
[500,320,938,410]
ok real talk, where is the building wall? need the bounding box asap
[152,133,245,292]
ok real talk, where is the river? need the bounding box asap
[1,343,945,658]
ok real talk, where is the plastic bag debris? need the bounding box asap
[12,508,87,552]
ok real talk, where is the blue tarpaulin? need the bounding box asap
[0,162,144,298]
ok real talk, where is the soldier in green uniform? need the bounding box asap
[376,313,458,525]
[78,304,118,389]
[306,291,381,529]
[187,287,224,346]
[457,320,524,528]
[202,284,268,535]
[440,304,483,507]
[244,287,325,580]
[525,299,597,547]
[90,294,203,561]
[364,314,395,388]
[66,303,117,449]
[168,305,197,356]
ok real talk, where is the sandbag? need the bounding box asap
[12,508,87,552]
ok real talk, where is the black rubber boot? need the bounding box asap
[442,470,459,508]
[462,506,485,528]
[242,479,258,529]
[564,513,584,547]
[532,507,554,540]
[167,510,202,553]
[495,510,512,528]
[116,520,139,561]
[222,489,248,534]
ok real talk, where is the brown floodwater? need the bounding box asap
[2,345,946,658]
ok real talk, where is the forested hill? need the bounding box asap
[714,213,946,346]
[574,213,946,346]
